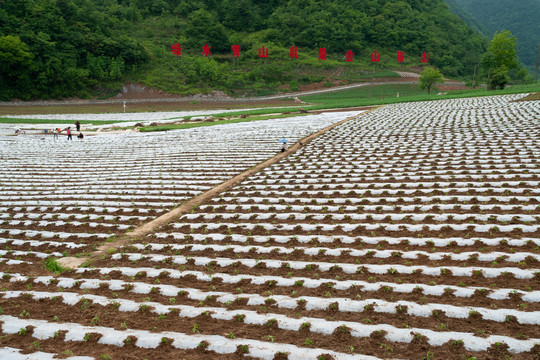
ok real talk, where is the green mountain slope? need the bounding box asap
[443,0,487,36]
[448,0,540,72]
[0,0,487,101]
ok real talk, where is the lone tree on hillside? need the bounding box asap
[481,30,524,90]
[419,67,445,94]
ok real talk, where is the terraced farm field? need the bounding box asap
[0,96,539,360]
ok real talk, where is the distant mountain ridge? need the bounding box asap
[444,0,487,36]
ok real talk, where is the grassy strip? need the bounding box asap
[356,70,401,79]
[515,92,540,101]
[167,106,304,120]
[0,118,120,125]
[301,83,540,109]
[139,113,308,132]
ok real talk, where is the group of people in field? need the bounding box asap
[53,120,84,140]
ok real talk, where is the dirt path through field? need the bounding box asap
[57,108,379,269]
[0,80,466,107]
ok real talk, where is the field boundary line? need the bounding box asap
[57,107,381,269]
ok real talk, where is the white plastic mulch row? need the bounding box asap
[0,179,224,187]
[213,195,539,204]
[111,252,538,279]
[181,211,539,223]
[238,181,540,189]
[157,232,540,247]
[127,242,540,263]
[0,220,130,230]
[2,292,539,354]
[0,347,92,360]
[0,194,192,202]
[0,206,155,214]
[0,315,382,360]
[0,249,64,259]
[1,200,176,207]
[224,188,540,196]
[253,167,540,176]
[0,229,112,239]
[245,173,538,181]
[77,267,539,302]
[198,203,539,213]
[0,212,148,221]
[174,220,540,233]
[6,269,538,305]
[0,238,85,249]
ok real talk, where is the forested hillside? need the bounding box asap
[449,0,540,72]
[443,0,486,35]
[0,0,488,100]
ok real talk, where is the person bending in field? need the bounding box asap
[77,132,84,140]
[75,121,81,132]
[66,127,72,140]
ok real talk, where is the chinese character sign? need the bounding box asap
[232,45,240,58]
[290,46,298,59]
[171,43,181,57]
[259,45,269,58]
[170,44,434,65]
[202,43,211,57]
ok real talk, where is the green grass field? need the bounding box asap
[301,83,425,108]
[301,83,540,109]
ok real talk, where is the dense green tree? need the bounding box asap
[0,35,33,74]
[173,0,206,17]
[221,0,260,32]
[489,30,519,70]
[481,30,523,89]
[419,67,445,93]
[185,9,229,52]
[490,65,510,90]
[0,0,149,100]
[0,35,34,99]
